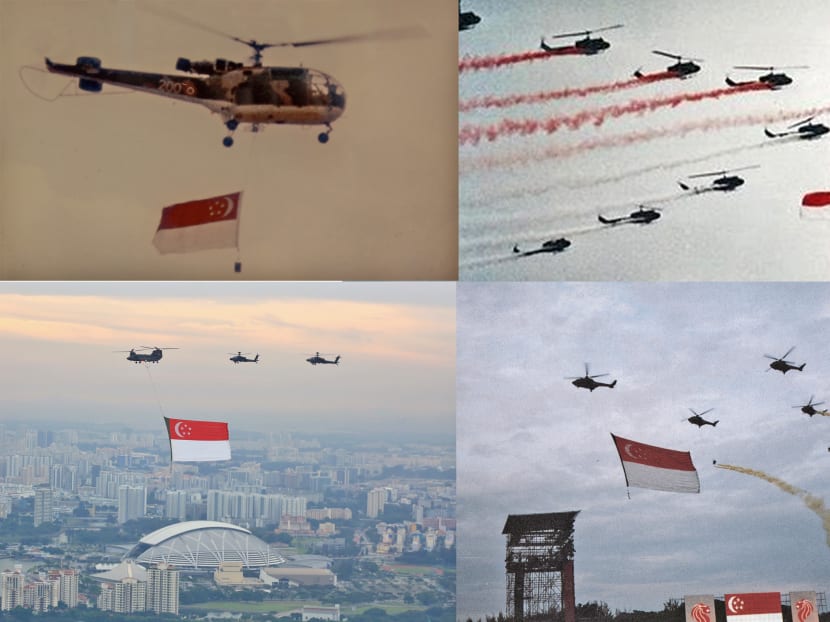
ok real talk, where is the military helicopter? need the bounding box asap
[43,10,415,148]
[634,50,702,79]
[566,363,617,391]
[306,352,341,366]
[765,117,829,140]
[793,396,826,417]
[512,238,571,257]
[541,24,623,55]
[678,165,759,193]
[725,65,808,89]
[764,346,805,374]
[459,1,481,31]
[685,408,718,428]
[115,346,178,364]
[229,352,259,364]
[598,205,661,226]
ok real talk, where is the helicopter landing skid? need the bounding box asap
[318,123,332,144]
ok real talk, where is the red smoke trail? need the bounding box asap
[459,82,772,145]
[460,105,830,173]
[459,46,581,73]
[460,72,676,112]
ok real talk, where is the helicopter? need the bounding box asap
[686,408,718,428]
[42,10,414,148]
[765,116,829,140]
[634,50,702,79]
[115,346,178,364]
[598,205,661,226]
[229,352,259,364]
[306,352,341,366]
[566,363,617,391]
[725,65,807,89]
[764,346,805,374]
[512,238,571,257]
[678,165,759,193]
[541,24,623,55]
[793,396,826,417]
[459,1,481,31]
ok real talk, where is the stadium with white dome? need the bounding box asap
[125,521,284,569]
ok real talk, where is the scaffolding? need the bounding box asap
[503,511,579,622]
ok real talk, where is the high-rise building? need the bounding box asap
[1,566,25,611]
[165,490,187,521]
[48,569,78,607]
[367,487,388,518]
[118,485,146,524]
[23,580,52,613]
[98,579,147,613]
[34,487,54,527]
[147,564,179,615]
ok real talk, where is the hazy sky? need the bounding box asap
[457,282,830,619]
[0,282,455,438]
[1,0,457,279]
[460,0,830,279]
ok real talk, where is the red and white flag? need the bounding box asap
[802,192,830,207]
[165,417,231,462]
[611,434,699,493]
[725,593,782,622]
[153,191,241,254]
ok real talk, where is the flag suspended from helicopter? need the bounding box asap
[802,192,830,207]
[611,434,700,493]
[164,417,231,462]
[153,191,241,255]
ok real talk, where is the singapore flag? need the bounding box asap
[165,417,231,462]
[153,191,241,254]
[611,434,699,493]
[725,593,782,622]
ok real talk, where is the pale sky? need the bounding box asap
[0,282,455,438]
[1,0,457,279]
[457,282,830,619]
[460,0,830,279]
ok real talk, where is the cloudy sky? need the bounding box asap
[457,282,830,619]
[460,0,830,279]
[0,282,455,439]
[1,0,456,280]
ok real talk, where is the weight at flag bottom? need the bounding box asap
[611,433,699,493]
[165,417,231,462]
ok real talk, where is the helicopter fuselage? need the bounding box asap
[770,360,804,373]
[126,349,163,363]
[45,57,345,129]
[572,377,616,391]
[668,61,700,77]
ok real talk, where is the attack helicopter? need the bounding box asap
[725,65,807,89]
[634,50,702,79]
[459,1,481,31]
[43,9,416,148]
[115,346,178,364]
[541,24,623,55]
[513,238,571,257]
[686,408,718,428]
[794,396,825,417]
[678,165,759,193]
[765,117,829,140]
[306,352,340,366]
[229,352,259,364]
[598,205,661,226]
[764,346,805,374]
[566,363,617,391]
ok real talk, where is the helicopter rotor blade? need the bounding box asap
[687,164,760,179]
[763,354,779,360]
[781,346,796,360]
[263,26,424,49]
[733,65,809,71]
[653,50,703,62]
[140,3,243,43]
[551,24,623,39]
[787,116,814,129]
[588,373,609,379]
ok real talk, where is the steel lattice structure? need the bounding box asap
[502,511,579,622]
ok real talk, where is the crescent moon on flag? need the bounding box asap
[221,196,235,218]
[624,443,637,459]
[727,597,738,614]
[174,421,184,436]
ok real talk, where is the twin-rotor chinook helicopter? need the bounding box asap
[44,10,414,148]
[115,346,178,364]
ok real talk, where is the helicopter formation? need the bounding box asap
[115,347,340,367]
[40,7,418,148]
[565,345,825,426]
